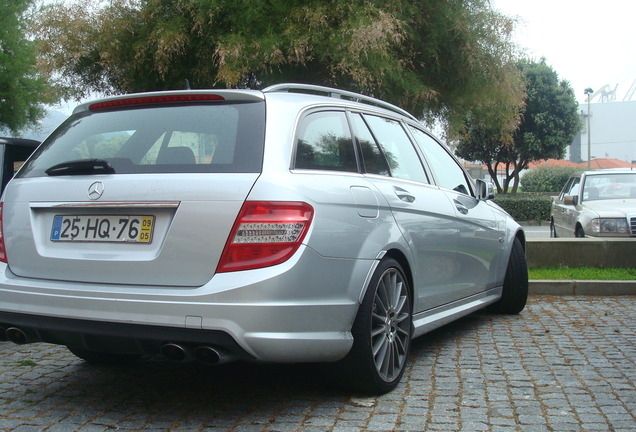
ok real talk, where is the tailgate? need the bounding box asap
[3,174,259,286]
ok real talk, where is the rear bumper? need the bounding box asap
[0,247,374,362]
[0,310,254,361]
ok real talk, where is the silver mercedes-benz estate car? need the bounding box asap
[0,84,527,393]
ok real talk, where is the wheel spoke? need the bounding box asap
[375,280,389,314]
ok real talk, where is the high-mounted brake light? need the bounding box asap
[0,203,7,263]
[216,201,314,273]
[89,94,225,111]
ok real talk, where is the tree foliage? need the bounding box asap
[456,59,581,193]
[0,0,56,133]
[34,0,524,134]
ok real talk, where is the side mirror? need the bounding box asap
[475,179,495,200]
[564,195,579,206]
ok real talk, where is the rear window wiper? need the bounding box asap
[45,159,116,176]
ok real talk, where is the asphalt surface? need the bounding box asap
[1,295,635,431]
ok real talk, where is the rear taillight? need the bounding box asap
[0,203,6,263]
[216,201,314,273]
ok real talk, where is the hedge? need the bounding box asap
[493,193,553,222]
[521,165,581,193]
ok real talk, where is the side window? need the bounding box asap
[566,177,580,197]
[349,114,390,176]
[409,126,472,195]
[294,111,357,172]
[363,115,428,183]
[558,178,574,201]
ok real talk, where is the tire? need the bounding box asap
[550,220,558,238]
[489,238,528,314]
[337,258,412,394]
[67,346,140,366]
[575,226,586,238]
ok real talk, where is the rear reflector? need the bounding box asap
[0,203,6,263]
[89,94,225,111]
[216,201,314,273]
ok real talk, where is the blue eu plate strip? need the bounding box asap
[51,216,63,240]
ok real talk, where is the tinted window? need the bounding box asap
[18,102,265,177]
[350,114,390,176]
[363,115,428,183]
[294,111,357,172]
[409,126,471,195]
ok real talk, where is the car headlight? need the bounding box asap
[591,218,628,234]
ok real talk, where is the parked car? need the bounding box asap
[0,137,40,195]
[551,170,636,238]
[0,84,528,393]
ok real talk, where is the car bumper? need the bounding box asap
[0,246,373,363]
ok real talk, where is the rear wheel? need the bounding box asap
[489,238,528,314]
[338,258,412,394]
[67,346,140,366]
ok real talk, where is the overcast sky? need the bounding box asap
[492,0,636,104]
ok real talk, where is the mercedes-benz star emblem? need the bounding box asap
[87,181,104,200]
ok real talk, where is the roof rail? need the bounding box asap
[262,83,419,122]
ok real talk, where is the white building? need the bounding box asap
[573,100,636,164]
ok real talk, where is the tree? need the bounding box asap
[0,0,56,133]
[456,59,581,194]
[33,0,524,134]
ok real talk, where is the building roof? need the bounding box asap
[528,159,580,168]
[528,158,634,170]
[586,158,633,169]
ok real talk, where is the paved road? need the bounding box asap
[521,225,550,239]
[1,296,635,431]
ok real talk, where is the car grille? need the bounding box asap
[631,217,636,236]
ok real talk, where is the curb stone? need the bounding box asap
[530,279,636,295]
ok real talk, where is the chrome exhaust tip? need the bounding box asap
[160,343,188,362]
[6,327,29,345]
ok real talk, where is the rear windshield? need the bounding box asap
[18,101,265,178]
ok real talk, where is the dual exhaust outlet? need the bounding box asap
[160,343,230,365]
[2,326,229,366]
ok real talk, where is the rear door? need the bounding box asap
[4,93,265,287]
[350,112,463,311]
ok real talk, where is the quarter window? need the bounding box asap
[294,111,357,172]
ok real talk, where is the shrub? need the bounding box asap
[493,193,552,221]
[521,165,580,193]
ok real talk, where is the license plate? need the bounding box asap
[51,215,154,243]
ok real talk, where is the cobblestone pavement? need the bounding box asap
[1,296,635,432]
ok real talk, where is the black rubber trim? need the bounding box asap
[0,311,254,360]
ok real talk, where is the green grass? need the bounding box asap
[529,266,636,280]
